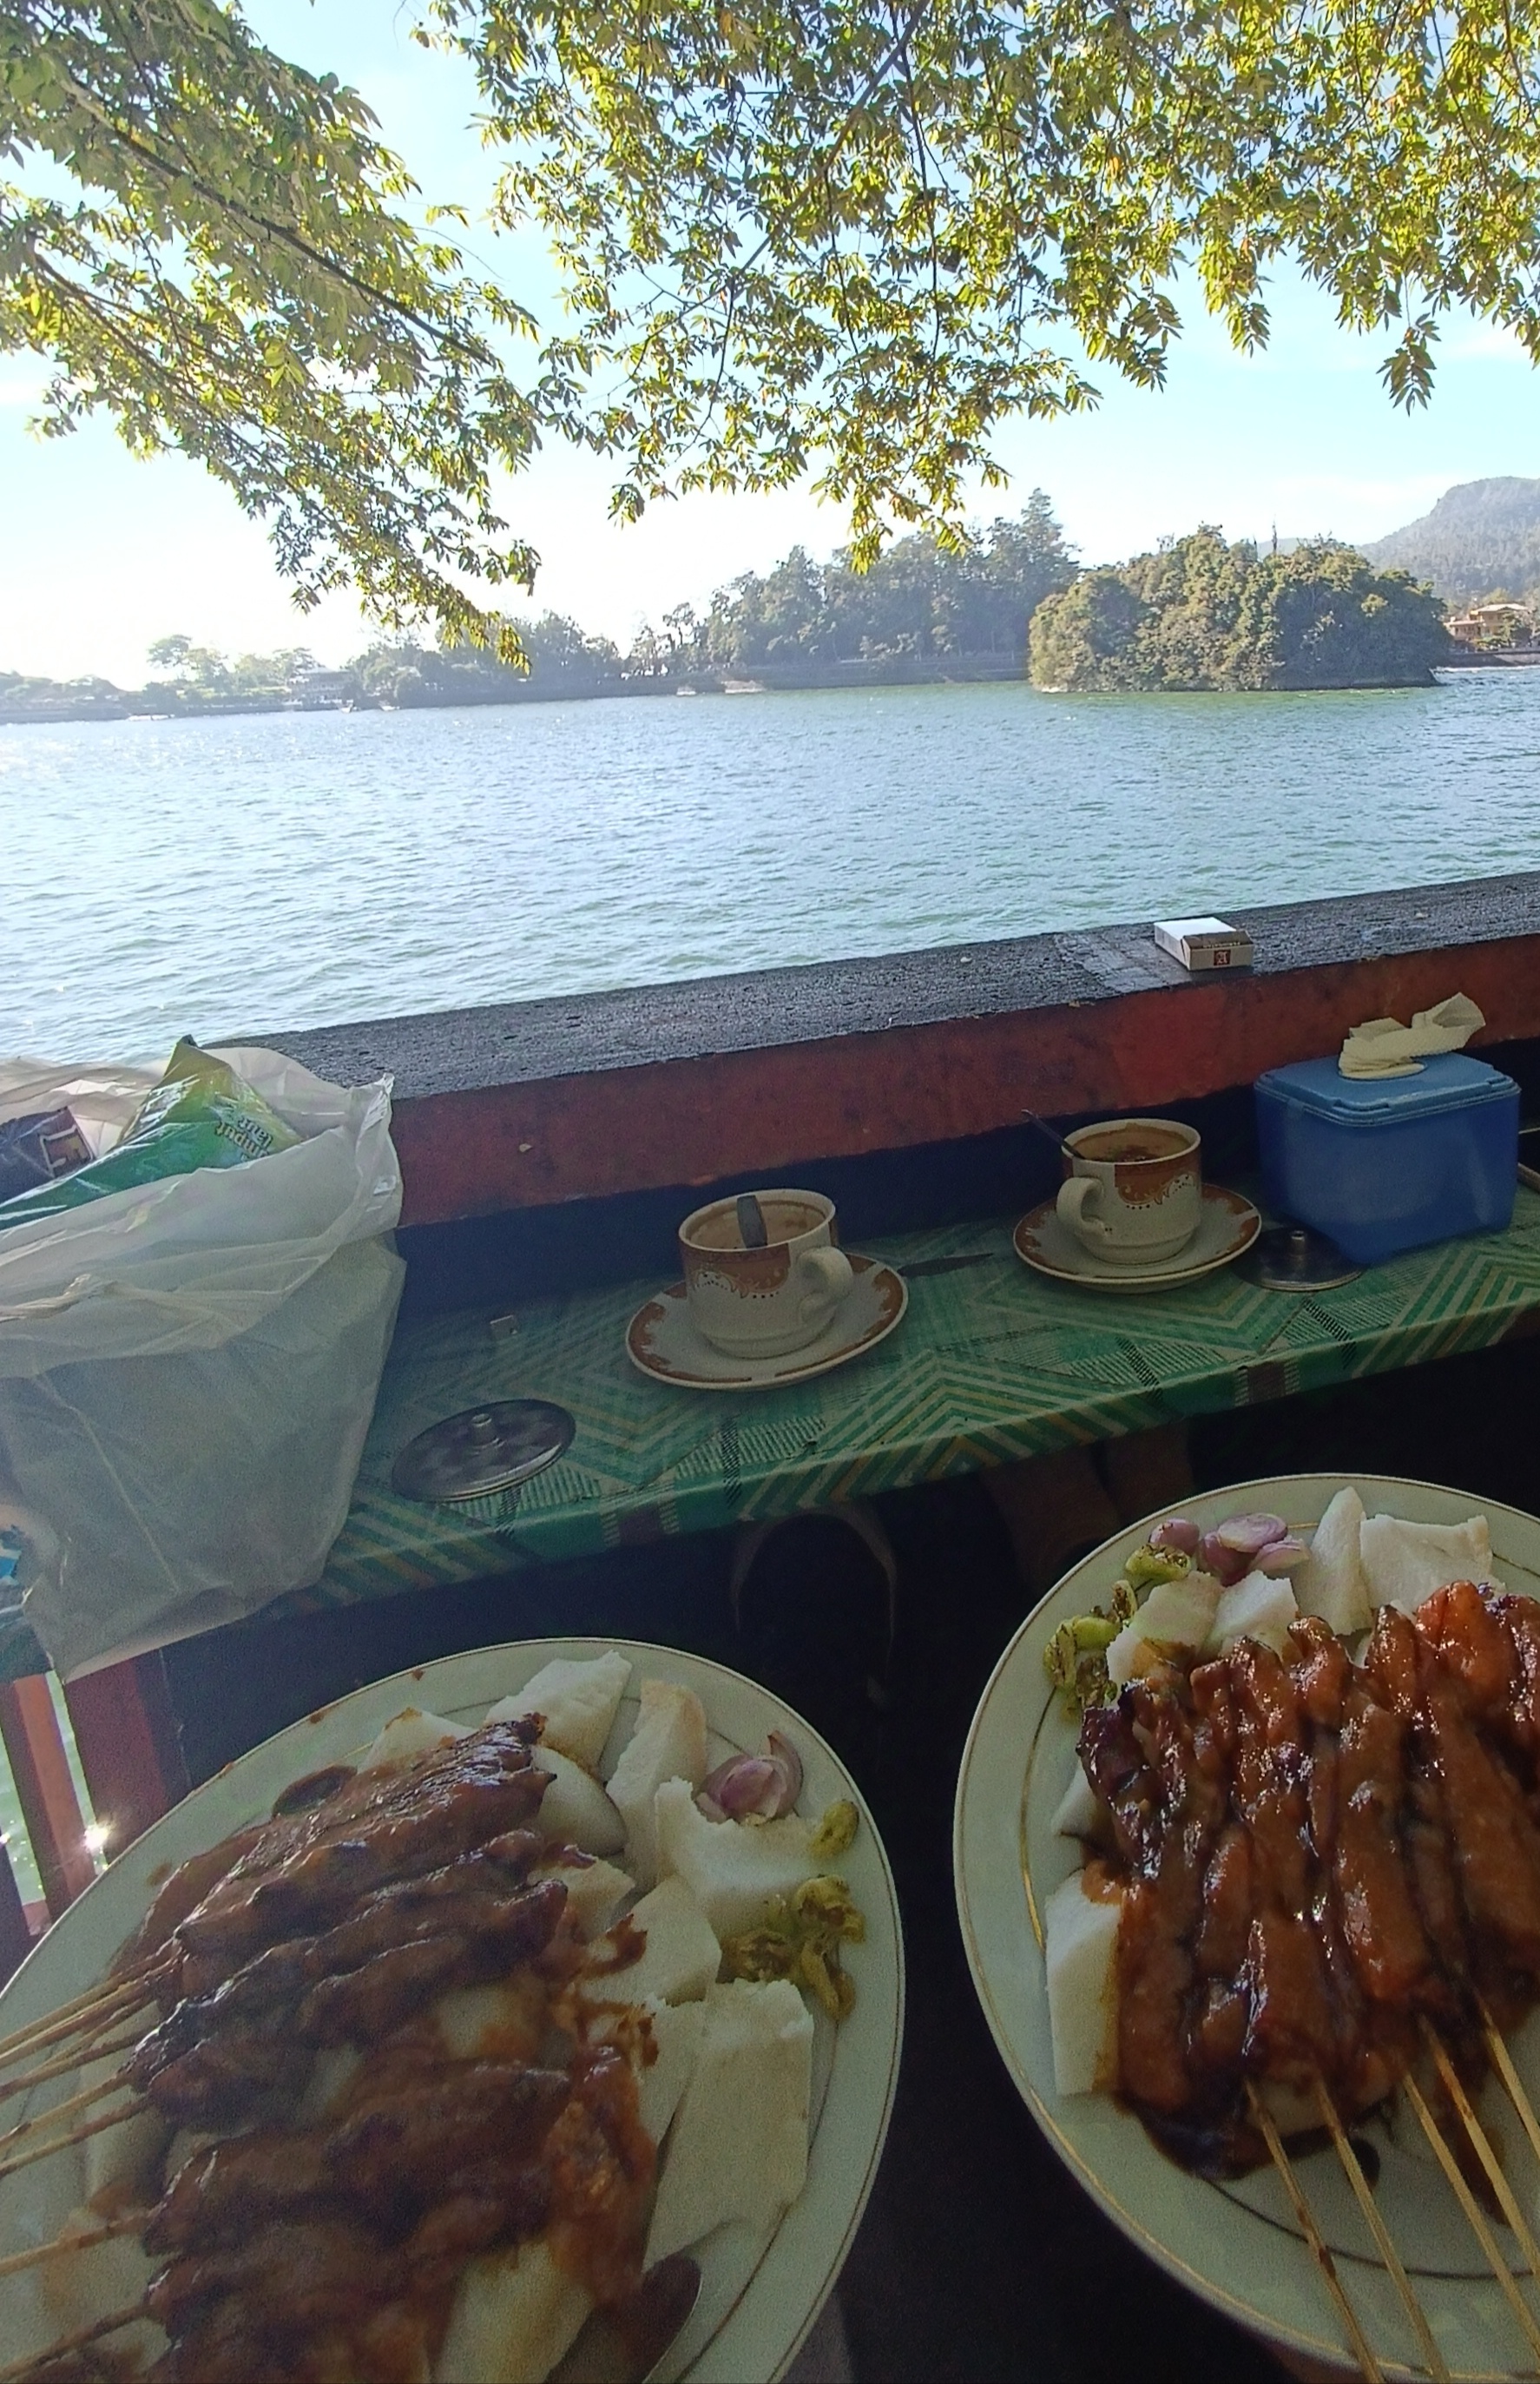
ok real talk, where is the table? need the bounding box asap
[6,1189,1540,1683]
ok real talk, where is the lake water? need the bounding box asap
[7,669,1540,1063]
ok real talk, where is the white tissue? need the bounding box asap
[1338,993,1484,1078]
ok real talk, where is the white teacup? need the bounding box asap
[680,1189,855,1356]
[1055,1118,1202,1266]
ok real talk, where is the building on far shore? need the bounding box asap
[1447,601,1537,649]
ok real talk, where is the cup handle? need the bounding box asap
[1056,1176,1111,1241]
[796,1246,854,1323]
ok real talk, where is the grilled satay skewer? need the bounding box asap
[0,2097,148,2188]
[1247,2085,1385,2384]
[0,2296,150,2384]
[0,2211,142,2281]
[0,2067,143,2163]
[0,2027,146,2110]
[0,1975,159,2074]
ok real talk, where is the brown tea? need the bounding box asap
[1075,1125,1191,1166]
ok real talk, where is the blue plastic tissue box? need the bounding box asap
[1254,1052,1519,1266]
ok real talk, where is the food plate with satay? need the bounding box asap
[956,1472,1540,2382]
[0,1637,903,2384]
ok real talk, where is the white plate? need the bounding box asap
[954,1473,1540,2381]
[1012,1184,1260,1292]
[0,1638,905,2384]
[627,1256,907,1389]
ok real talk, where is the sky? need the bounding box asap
[3,4,1538,685]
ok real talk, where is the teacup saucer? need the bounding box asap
[626,1253,908,1390]
[1012,1184,1260,1293]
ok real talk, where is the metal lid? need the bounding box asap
[391,1399,576,1503]
[1237,1224,1363,1293]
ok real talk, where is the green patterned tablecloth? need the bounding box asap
[7,1192,1540,1678]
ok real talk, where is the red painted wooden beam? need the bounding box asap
[0,1677,95,1921]
[391,931,1540,1226]
[63,1656,188,1858]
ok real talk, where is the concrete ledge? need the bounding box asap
[266,873,1540,1227]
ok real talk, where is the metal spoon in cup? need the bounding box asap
[1022,1107,1074,1164]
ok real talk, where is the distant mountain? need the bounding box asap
[1365,478,1540,607]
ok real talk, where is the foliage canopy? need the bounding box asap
[449,0,1540,561]
[0,0,546,655]
[1029,530,1452,689]
[9,0,1540,636]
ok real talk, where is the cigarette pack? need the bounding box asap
[1153,916,1254,972]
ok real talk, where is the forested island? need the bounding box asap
[0,499,1458,722]
[1029,530,1451,690]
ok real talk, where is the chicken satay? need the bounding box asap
[1418,1579,1518,1725]
[1418,1659,1540,1975]
[146,2127,333,2255]
[130,1875,569,2135]
[1113,1681,1227,2119]
[1226,1642,1313,1918]
[114,1825,267,1977]
[148,2216,398,2380]
[1077,1696,1162,1873]
[1332,1685,1438,2010]
[148,2062,567,2257]
[326,2059,572,2215]
[1289,1617,1352,1732]
[296,1878,568,2045]
[133,2016,308,2129]
[1491,1590,1540,1758]
[172,1721,548,1979]
[401,2160,555,2290]
[200,1859,559,2022]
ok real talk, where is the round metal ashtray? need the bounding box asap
[1237,1223,1363,1293]
[390,1399,576,1504]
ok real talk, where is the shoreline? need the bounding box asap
[1,651,1496,728]
[0,653,1035,727]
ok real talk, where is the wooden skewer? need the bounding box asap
[0,2211,141,2280]
[0,1979,154,2075]
[1403,2069,1540,2367]
[0,2295,149,2384]
[0,2097,146,2189]
[0,2028,143,2109]
[0,1972,153,2070]
[1423,2023,1540,2282]
[1313,2080,1451,2383]
[1477,1995,1540,2175]
[1247,2084,1385,2384]
[0,2068,140,2162]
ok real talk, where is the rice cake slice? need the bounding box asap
[485,1653,632,1770]
[644,1979,813,2265]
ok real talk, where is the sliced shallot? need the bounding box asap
[1253,1535,1309,1575]
[1148,1518,1201,1557]
[1213,1512,1288,1557]
[696,1730,803,1822]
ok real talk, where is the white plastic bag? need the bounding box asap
[0,1047,405,1676]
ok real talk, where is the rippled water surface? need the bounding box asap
[6,671,1540,1060]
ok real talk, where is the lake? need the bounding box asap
[7,668,1540,1064]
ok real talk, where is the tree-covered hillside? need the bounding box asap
[1029,530,1450,691]
[1365,480,1540,608]
[696,497,1076,671]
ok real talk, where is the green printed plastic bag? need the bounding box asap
[0,1039,299,1228]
